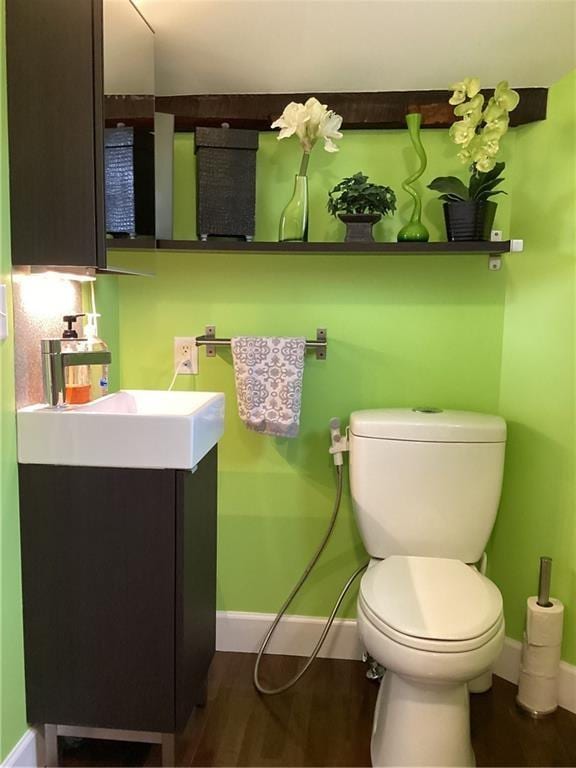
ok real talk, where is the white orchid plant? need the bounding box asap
[428,77,520,204]
[448,77,519,172]
[271,97,343,176]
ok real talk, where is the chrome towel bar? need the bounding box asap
[195,326,327,360]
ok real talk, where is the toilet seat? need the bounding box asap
[359,556,503,654]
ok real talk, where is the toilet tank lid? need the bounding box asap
[349,408,506,443]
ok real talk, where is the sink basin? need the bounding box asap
[17,389,225,469]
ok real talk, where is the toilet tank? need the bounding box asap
[349,409,506,562]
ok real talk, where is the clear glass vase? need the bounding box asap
[279,175,308,242]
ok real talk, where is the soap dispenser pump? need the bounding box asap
[61,313,91,405]
[63,313,83,339]
[84,313,110,399]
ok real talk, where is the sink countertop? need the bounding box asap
[18,389,225,470]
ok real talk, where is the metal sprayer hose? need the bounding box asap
[253,465,368,695]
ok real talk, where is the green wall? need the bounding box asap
[490,69,576,663]
[113,127,509,620]
[0,0,27,758]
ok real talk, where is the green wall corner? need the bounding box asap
[0,0,27,758]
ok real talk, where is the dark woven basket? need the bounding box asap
[443,201,497,242]
[195,127,259,241]
[104,126,155,237]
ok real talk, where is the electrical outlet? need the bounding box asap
[174,337,198,375]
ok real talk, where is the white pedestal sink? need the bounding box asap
[17,390,225,469]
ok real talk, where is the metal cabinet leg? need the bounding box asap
[44,725,59,767]
[161,733,176,767]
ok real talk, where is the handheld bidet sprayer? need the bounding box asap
[253,416,365,696]
[329,417,349,466]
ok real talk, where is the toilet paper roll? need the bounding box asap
[521,640,562,677]
[517,671,559,715]
[526,596,564,646]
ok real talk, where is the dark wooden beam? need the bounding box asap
[154,89,547,132]
[104,94,154,129]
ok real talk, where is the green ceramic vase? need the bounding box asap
[279,175,309,242]
[397,112,430,242]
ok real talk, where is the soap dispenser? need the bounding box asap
[84,313,110,400]
[62,314,91,405]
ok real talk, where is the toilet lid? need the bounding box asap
[359,556,503,642]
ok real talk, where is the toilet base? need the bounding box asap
[371,671,475,767]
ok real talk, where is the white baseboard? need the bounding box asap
[216,610,363,660]
[216,611,576,714]
[1,729,39,768]
[558,660,576,714]
[492,636,522,684]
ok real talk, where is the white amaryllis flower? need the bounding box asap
[272,97,343,155]
[271,101,309,143]
[318,111,343,152]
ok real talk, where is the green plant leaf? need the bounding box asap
[427,176,469,200]
[327,172,397,217]
[477,162,505,184]
[478,189,507,201]
[438,194,465,202]
[468,162,506,199]
[471,176,505,200]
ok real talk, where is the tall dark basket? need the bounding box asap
[195,127,259,241]
[104,126,155,238]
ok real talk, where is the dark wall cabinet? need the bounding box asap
[18,447,217,735]
[6,0,106,268]
[6,0,156,268]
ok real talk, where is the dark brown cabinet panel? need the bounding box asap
[18,447,217,734]
[175,448,217,729]
[6,0,106,268]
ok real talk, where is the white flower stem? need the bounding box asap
[299,151,310,177]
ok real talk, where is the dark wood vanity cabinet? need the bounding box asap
[18,447,217,734]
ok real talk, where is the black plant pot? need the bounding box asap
[443,201,497,242]
[339,214,381,243]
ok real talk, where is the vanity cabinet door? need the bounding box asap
[6,0,106,268]
[19,464,176,731]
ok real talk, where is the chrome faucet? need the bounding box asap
[41,338,112,407]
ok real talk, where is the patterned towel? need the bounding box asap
[231,336,307,437]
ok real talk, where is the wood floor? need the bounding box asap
[61,651,576,767]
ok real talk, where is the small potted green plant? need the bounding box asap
[428,78,519,241]
[327,172,397,242]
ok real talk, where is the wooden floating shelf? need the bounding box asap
[154,240,513,254]
[151,90,547,132]
[109,239,513,254]
[107,239,522,271]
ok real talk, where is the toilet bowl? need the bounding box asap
[357,555,505,767]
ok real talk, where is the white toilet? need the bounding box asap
[349,408,507,768]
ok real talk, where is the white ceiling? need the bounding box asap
[135,0,576,95]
